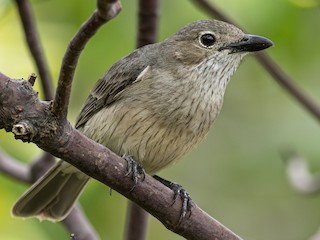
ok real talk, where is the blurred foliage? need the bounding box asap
[1,0,320,239]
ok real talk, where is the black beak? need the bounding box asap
[221,34,273,53]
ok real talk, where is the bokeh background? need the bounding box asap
[1,0,320,239]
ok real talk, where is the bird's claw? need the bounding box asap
[123,154,145,191]
[171,183,193,224]
[153,175,193,224]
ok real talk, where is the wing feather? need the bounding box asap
[75,49,151,129]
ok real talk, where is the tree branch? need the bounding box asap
[14,0,54,101]
[0,71,243,240]
[52,0,121,122]
[191,0,320,121]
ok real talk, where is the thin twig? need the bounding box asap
[136,0,159,48]
[191,0,235,26]
[124,202,149,240]
[27,73,37,86]
[254,53,320,120]
[63,205,100,240]
[15,0,54,100]
[52,0,121,121]
[191,0,320,121]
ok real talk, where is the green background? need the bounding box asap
[1,0,320,239]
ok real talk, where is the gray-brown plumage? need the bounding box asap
[12,20,273,221]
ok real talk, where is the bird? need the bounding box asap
[12,19,273,221]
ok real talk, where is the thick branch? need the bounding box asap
[15,0,54,101]
[0,73,243,240]
[52,0,121,121]
[191,0,320,121]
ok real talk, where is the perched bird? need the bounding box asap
[12,19,273,221]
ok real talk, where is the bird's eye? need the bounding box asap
[199,33,216,48]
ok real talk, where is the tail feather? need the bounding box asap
[12,161,89,221]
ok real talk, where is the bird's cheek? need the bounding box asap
[174,50,207,66]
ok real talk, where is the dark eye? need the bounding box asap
[199,33,216,48]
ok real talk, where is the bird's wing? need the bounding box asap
[75,49,151,129]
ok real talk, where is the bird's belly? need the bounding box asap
[80,103,210,174]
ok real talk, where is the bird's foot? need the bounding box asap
[123,154,146,191]
[153,175,193,224]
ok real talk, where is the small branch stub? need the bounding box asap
[28,73,37,86]
[12,120,37,142]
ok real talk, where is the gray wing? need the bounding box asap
[75,49,151,129]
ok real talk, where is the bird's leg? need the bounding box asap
[123,154,146,191]
[153,175,193,224]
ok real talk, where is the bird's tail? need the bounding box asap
[12,161,89,221]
